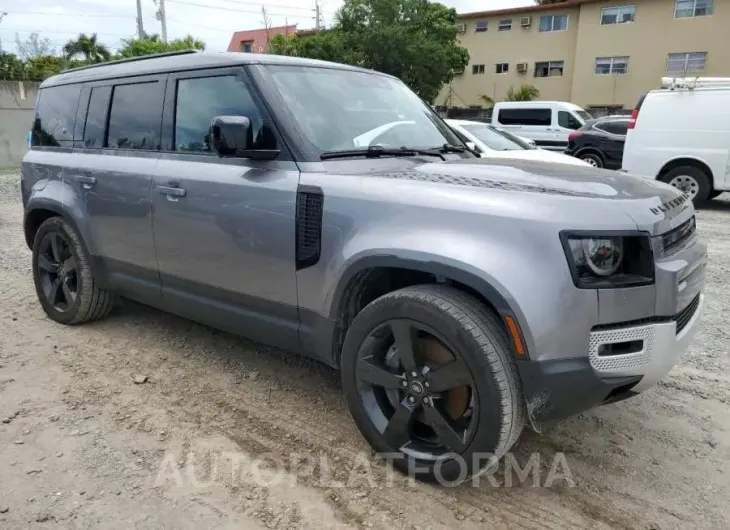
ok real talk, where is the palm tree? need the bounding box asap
[505,84,540,101]
[478,94,494,108]
[63,33,111,64]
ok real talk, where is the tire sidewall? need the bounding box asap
[32,218,88,324]
[340,291,512,483]
[580,152,603,168]
[662,166,711,207]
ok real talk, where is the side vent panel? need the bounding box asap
[295,186,324,270]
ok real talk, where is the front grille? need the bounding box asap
[673,294,700,334]
[662,216,696,254]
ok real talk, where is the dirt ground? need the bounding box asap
[0,168,728,529]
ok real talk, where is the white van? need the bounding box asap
[622,77,730,206]
[491,101,592,151]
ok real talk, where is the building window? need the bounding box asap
[539,15,568,32]
[498,19,512,31]
[496,63,509,74]
[535,60,564,77]
[666,52,707,73]
[595,56,629,75]
[600,5,636,25]
[241,41,253,53]
[674,0,713,18]
[475,21,488,32]
[472,64,485,75]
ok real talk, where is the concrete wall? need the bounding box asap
[0,81,39,168]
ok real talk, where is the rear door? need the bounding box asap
[71,75,165,304]
[597,119,629,168]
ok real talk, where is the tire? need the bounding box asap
[340,284,524,484]
[32,217,114,325]
[659,166,711,207]
[579,152,603,168]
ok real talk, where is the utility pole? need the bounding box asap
[314,1,322,30]
[0,12,7,54]
[155,0,168,43]
[135,0,145,39]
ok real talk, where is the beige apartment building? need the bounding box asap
[441,0,729,112]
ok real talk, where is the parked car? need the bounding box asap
[22,51,706,483]
[564,117,629,169]
[622,76,730,206]
[447,119,590,166]
[491,101,593,151]
[494,127,537,148]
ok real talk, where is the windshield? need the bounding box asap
[461,123,529,151]
[575,109,593,122]
[262,65,462,153]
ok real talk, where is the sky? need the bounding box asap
[0,0,534,55]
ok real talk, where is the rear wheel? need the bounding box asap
[32,217,114,325]
[660,166,711,207]
[340,285,524,483]
[580,152,603,168]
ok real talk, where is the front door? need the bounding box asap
[556,110,583,151]
[151,67,301,350]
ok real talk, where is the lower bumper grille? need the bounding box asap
[674,294,700,334]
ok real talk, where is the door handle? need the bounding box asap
[74,175,96,189]
[157,185,186,201]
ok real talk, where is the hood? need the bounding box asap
[483,148,590,167]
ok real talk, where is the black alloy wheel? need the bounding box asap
[36,231,79,313]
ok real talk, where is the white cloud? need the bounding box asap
[0,0,532,55]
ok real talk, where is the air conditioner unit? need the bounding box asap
[457,23,467,33]
[520,17,532,28]
[516,62,528,74]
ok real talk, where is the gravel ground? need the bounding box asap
[0,168,728,529]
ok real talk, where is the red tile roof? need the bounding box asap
[227,24,298,53]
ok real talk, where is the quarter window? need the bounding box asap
[496,63,509,74]
[472,64,485,75]
[497,108,552,126]
[539,15,568,32]
[174,75,271,153]
[535,60,564,77]
[595,56,629,75]
[666,52,707,73]
[600,5,636,25]
[674,0,713,18]
[31,84,82,147]
[498,19,512,31]
[83,86,112,148]
[475,21,488,32]
[107,82,164,151]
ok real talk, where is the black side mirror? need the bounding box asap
[209,116,280,160]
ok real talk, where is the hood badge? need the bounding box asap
[650,194,689,216]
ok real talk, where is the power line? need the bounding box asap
[165,0,315,19]
[6,11,138,19]
[216,0,318,12]
[0,28,134,37]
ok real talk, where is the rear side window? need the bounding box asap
[83,86,112,148]
[32,84,82,147]
[596,120,629,135]
[497,108,551,126]
[174,75,271,152]
[107,82,164,150]
[558,111,582,130]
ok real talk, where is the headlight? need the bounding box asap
[561,232,654,289]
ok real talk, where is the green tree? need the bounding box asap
[269,0,469,104]
[117,34,205,58]
[26,55,65,80]
[63,33,111,63]
[0,52,27,80]
[505,84,540,101]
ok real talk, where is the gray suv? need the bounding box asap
[21,51,706,482]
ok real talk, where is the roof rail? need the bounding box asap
[661,76,730,90]
[61,49,201,74]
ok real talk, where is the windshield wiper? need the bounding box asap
[320,144,468,161]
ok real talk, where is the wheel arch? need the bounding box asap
[574,147,604,161]
[657,157,714,188]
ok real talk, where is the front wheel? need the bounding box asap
[340,285,524,483]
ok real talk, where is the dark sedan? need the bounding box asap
[565,117,629,169]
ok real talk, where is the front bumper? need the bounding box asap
[517,293,703,432]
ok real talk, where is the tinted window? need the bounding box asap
[497,108,551,126]
[174,75,272,153]
[597,120,629,135]
[32,85,82,147]
[107,82,163,151]
[83,86,112,148]
[558,111,582,130]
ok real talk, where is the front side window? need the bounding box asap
[601,5,636,25]
[31,84,82,147]
[174,75,271,153]
[558,111,582,130]
[499,19,512,31]
[675,0,713,18]
[539,15,568,32]
[535,60,565,77]
[263,65,461,153]
[497,108,552,126]
[107,82,164,150]
[595,56,629,75]
[475,21,488,32]
[667,52,707,73]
